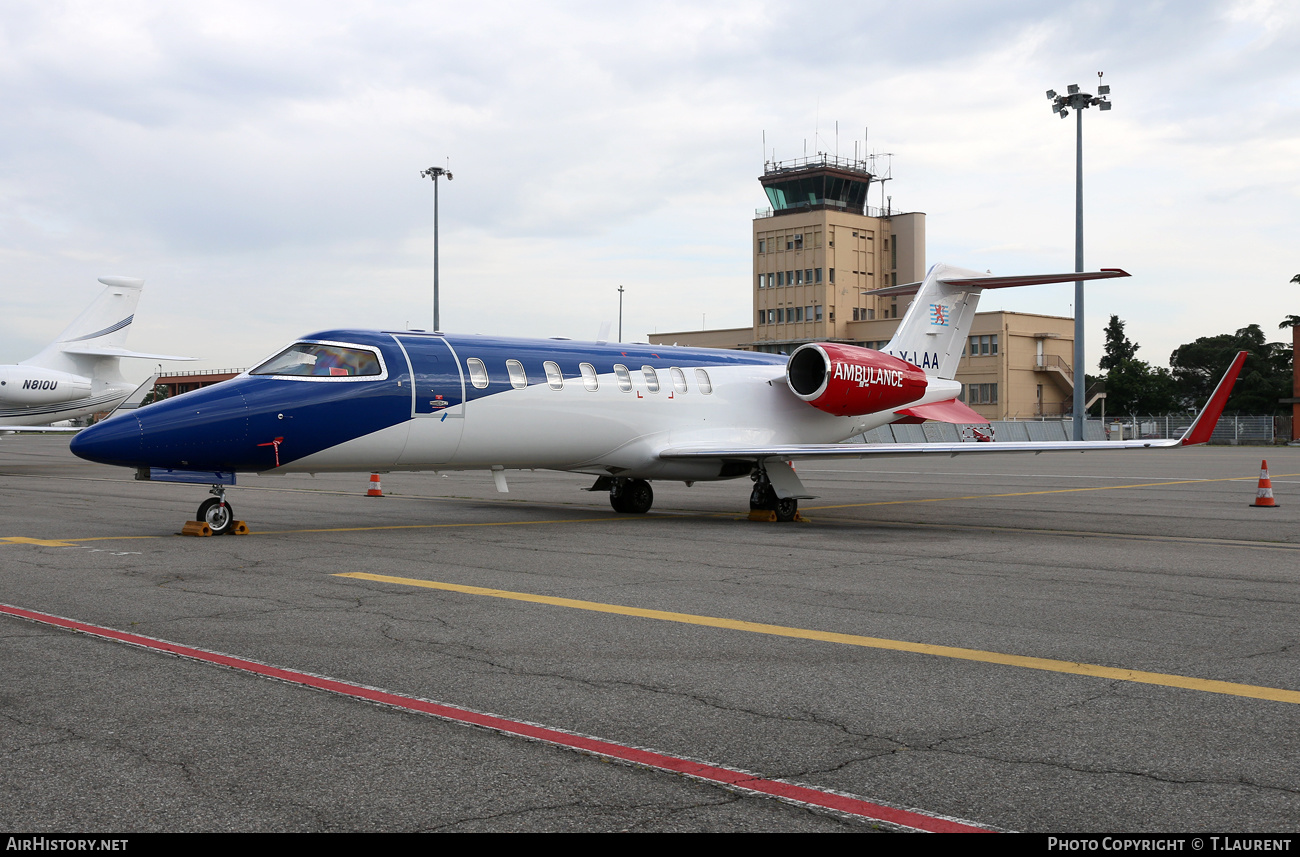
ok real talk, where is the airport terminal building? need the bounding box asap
[649,156,1084,421]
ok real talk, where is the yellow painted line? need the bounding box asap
[338,571,1300,706]
[250,515,651,535]
[1,536,81,547]
[804,473,1300,511]
[0,514,656,546]
[801,518,1300,552]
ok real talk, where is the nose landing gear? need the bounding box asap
[192,485,244,536]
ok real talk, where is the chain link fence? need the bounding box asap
[847,415,1280,445]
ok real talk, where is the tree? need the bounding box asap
[1284,274,1300,331]
[1091,315,1180,414]
[1098,315,1139,370]
[1170,324,1292,413]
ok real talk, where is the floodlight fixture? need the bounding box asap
[1044,74,1113,440]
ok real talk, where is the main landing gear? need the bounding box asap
[197,486,236,536]
[750,468,798,522]
[609,477,654,514]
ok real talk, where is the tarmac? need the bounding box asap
[2,436,1298,832]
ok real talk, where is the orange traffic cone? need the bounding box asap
[1250,460,1278,508]
[366,473,383,498]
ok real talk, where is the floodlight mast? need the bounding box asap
[1046,73,1112,440]
[420,165,454,332]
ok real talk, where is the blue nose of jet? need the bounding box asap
[70,414,144,468]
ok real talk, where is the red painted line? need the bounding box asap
[1,601,994,832]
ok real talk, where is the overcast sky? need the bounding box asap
[1,0,1296,374]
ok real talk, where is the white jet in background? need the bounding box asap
[0,276,193,429]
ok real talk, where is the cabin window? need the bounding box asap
[694,369,713,394]
[467,358,489,389]
[544,361,564,390]
[641,366,660,393]
[506,359,527,389]
[580,363,599,391]
[614,364,632,392]
[251,343,382,378]
[670,367,687,393]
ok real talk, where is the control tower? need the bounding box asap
[752,154,925,352]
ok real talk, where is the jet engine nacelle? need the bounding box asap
[0,366,93,405]
[786,343,928,417]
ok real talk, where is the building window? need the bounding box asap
[805,268,813,284]
[786,270,794,285]
[793,306,803,322]
[544,361,563,390]
[795,269,803,285]
[757,310,765,326]
[815,305,823,322]
[793,234,803,250]
[506,359,527,389]
[829,268,835,284]
[467,358,489,389]
[758,239,765,253]
[815,268,822,283]
[614,364,632,391]
[777,271,785,287]
[767,273,775,288]
[969,334,999,356]
[579,362,598,391]
[968,383,998,404]
[852,308,860,321]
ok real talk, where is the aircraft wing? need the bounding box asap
[0,426,83,434]
[660,351,1247,463]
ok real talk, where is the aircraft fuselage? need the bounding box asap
[69,329,958,482]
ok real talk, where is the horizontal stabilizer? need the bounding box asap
[894,399,990,425]
[61,345,196,361]
[868,268,1130,297]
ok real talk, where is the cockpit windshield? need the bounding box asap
[250,343,382,378]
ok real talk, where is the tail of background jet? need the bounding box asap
[875,264,1131,380]
[20,276,191,380]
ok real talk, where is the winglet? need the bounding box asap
[1179,351,1248,446]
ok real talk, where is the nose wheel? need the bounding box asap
[197,487,236,536]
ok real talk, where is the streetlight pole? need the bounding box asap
[419,165,453,331]
[1047,75,1111,440]
[617,285,624,342]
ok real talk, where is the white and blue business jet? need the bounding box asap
[70,264,1246,534]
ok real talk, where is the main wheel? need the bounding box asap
[774,497,798,523]
[197,497,234,536]
[613,479,653,514]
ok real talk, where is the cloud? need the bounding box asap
[1,0,1296,369]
